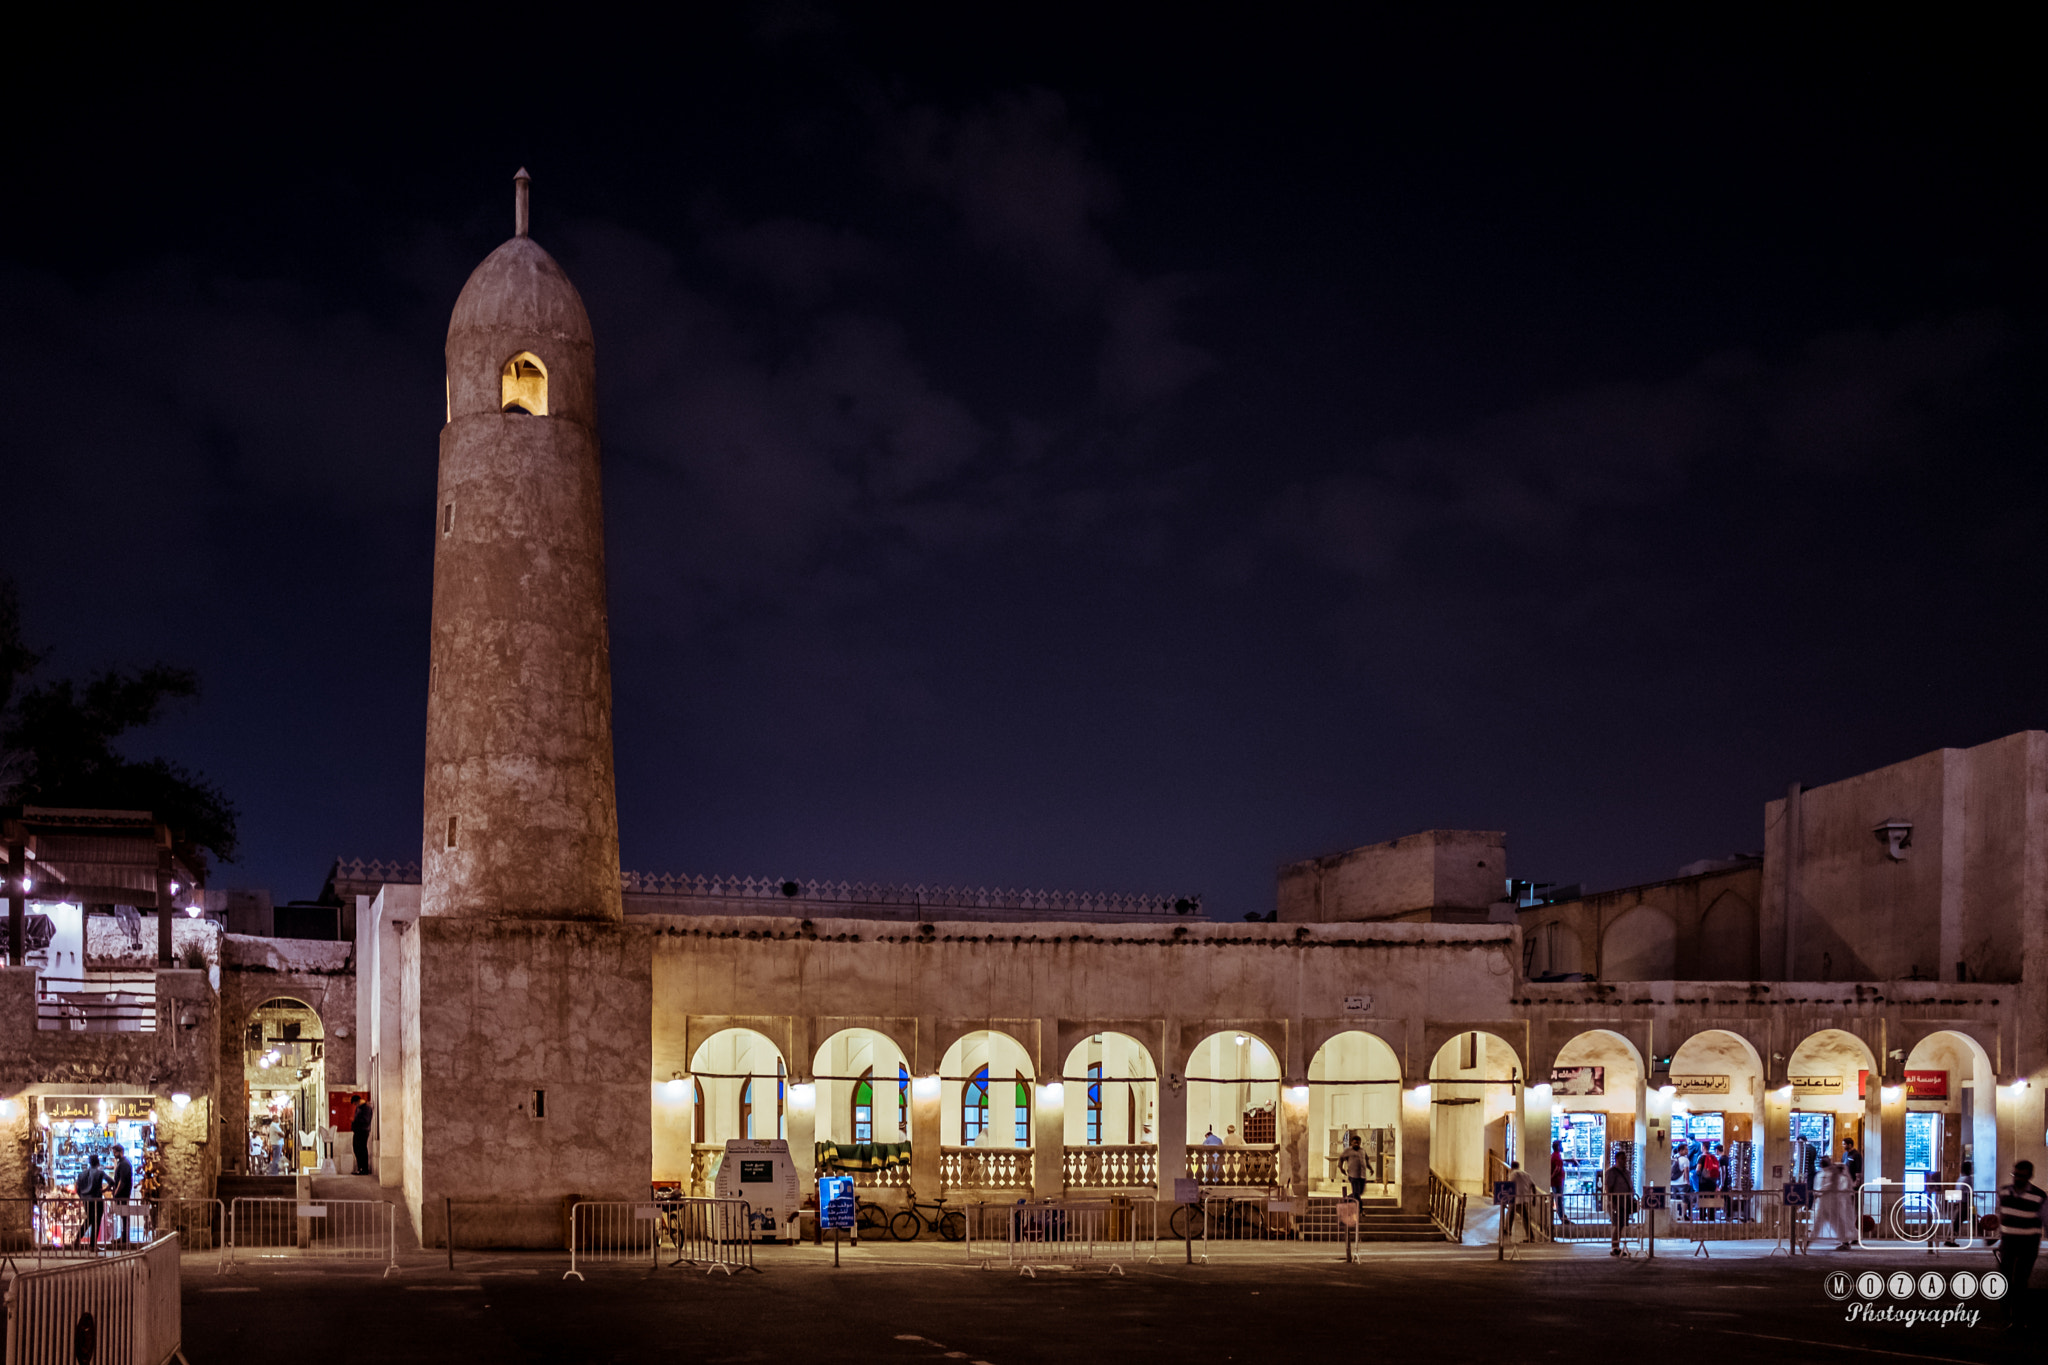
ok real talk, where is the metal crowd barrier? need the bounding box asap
[226,1197,397,1275]
[962,1198,1161,1271]
[1855,1182,1983,1253]
[666,1198,759,1276]
[0,1197,224,1272]
[563,1201,663,1279]
[3,1232,181,1365]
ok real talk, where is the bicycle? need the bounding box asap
[854,1199,892,1239]
[890,1195,967,1242]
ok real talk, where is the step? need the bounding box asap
[217,1175,297,1203]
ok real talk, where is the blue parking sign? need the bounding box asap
[820,1175,857,1230]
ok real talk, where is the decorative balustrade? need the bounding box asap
[1061,1144,1158,1190]
[329,860,1200,919]
[621,873,1197,919]
[1184,1146,1278,1187]
[688,1144,722,1196]
[939,1147,1033,1191]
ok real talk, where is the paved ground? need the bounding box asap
[181,1240,2042,1364]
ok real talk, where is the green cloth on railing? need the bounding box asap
[816,1140,912,1172]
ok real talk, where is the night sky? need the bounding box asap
[3,13,2041,915]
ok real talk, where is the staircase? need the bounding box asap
[1354,1197,1450,1243]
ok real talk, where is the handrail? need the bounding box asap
[1426,1169,1466,1243]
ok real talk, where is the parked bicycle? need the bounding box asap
[890,1195,967,1242]
[854,1199,892,1238]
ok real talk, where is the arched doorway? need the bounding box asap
[1666,1028,1766,1212]
[1901,1030,1995,1190]
[810,1027,913,1192]
[1786,1028,1878,1182]
[1547,1029,1644,1203]
[1060,1033,1159,1190]
[1428,1031,1521,1195]
[244,998,324,1176]
[685,1028,786,1194]
[1186,1031,1280,1186]
[1307,1031,1401,1197]
[938,1031,1035,1192]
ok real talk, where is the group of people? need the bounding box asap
[1805,1138,1864,1249]
[1668,1136,1734,1219]
[68,1147,134,1249]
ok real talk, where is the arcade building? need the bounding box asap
[2,176,2042,1247]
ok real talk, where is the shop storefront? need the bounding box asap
[32,1095,163,1247]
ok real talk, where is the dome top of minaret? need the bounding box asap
[448,168,592,345]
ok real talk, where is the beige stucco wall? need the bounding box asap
[402,917,651,1246]
[1277,830,1506,923]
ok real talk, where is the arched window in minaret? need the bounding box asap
[500,352,549,416]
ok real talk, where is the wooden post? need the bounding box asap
[155,843,175,967]
[5,830,24,967]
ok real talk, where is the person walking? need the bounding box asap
[1841,1137,1863,1186]
[1340,1134,1369,1204]
[73,1155,106,1249]
[1549,1140,1569,1224]
[352,1096,374,1178]
[1811,1154,1854,1250]
[1604,1153,1634,1256]
[1993,1159,2044,1327]
[108,1147,134,1245]
[1508,1159,1538,1242]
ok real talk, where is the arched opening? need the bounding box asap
[811,1027,913,1190]
[1186,1031,1280,1186]
[1902,1030,1996,1193]
[938,1031,1035,1192]
[500,352,548,416]
[1601,905,1677,980]
[244,997,325,1176]
[1060,1033,1159,1190]
[1307,1030,1402,1197]
[1527,918,1587,979]
[1665,1028,1766,1220]
[684,1028,786,1194]
[1693,891,1760,979]
[1428,1031,1521,1196]
[1546,1029,1644,1211]
[1786,1029,1878,1183]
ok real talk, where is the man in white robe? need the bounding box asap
[1810,1155,1855,1250]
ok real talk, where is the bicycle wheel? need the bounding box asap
[889,1210,923,1242]
[856,1202,889,1236]
[938,1211,966,1242]
[1169,1203,1205,1240]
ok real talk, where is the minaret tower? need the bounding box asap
[422,169,622,922]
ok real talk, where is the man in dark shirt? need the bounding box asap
[351,1097,374,1178]
[1996,1160,2044,1327]
[74,1155,105,1248]
[109,1148,134,1245]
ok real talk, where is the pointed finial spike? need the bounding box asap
[514,167,531,238]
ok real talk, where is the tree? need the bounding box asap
[0,577,239,878]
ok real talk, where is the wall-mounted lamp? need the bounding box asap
[1039,1082,1064,1107]
[171,1093,191,1108]
[1167,1073,1184,1095]
[911,1074,941,1101]
[663,1076,689,1099]
[1285,1084,1310,1107]
[1777,1085,1794,1100]
[0,1099,17,1121]
[789,1083,816,1112]
[1881,1085,1902,1104]
[2011,1078,2032,1096]
[1530,1083,1551,1099]
[1657,1085,1676,1100]
[1233,1034,1247,1046]
[1872,818,1913,861]
[1408,1084,1431,1104]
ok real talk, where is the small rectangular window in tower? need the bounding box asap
[531,1089,547,1120]
[442,502,455,536]
[445,816,458,850]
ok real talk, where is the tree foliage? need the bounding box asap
[0,578,238,878]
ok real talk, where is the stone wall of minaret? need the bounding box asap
[420,173,622,924]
